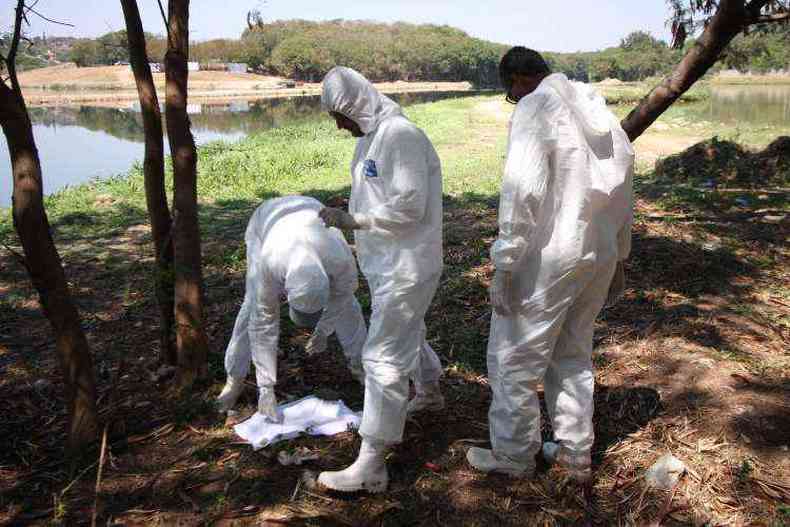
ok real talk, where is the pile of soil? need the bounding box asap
[655,136,790,187]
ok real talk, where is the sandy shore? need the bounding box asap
[19,64,475,107]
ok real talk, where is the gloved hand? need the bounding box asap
[258,385,282,422]
[490,269,515,316]
[305,329,328,356]
[319,207,361,230]
[606,261,625,306]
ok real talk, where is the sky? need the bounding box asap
[3,0,673,53]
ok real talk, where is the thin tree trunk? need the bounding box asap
[0,82,97,452]
[120,0,176,366]
[165,0,209,389]
[621,0,748,142]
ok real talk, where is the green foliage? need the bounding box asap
[721,25,790,73]
[69,39,102,67]
[0,32,48,71]
[70,31,131,67]
[241,20,506,86]
[68,30,166,66]
[19,17,790,84]
[547,26,789,82]
[545,31,682,82]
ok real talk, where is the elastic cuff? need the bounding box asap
[352,213,372,229]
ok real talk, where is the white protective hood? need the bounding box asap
[541,73,611,143]
[541,73,627,194]
[321,66,403,134]
[246,197,331,313]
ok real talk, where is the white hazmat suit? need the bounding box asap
[218,196,367,417]
[469,73,634,478]
[317,67,444,493]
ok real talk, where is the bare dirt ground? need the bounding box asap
[0,99,788,526]
[18,64,474,106]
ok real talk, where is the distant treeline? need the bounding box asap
[6,20,789,83]
[546,25,790,83]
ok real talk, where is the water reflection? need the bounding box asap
[27,91,482,144]
[708,85,790,125]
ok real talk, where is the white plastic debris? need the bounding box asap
[645,453,686,490]
[278,446,320,466]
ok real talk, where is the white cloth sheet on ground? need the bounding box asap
[233,395,360,450]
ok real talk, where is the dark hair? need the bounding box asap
[499,46,551,104]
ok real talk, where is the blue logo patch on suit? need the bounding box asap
[364,159,378,178]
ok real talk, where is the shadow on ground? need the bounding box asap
[1,172,788,525]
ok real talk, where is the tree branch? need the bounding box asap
[24,5,75,27]
[754,12,790,22]
[7,0,26,97]
[156,0,172,48]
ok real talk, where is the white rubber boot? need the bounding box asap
[216,376,245,413]
[466,447,533,477]
[406,381,445,414]
[258,385,282,422]
[542,442,592,483]
[317,439,389,493]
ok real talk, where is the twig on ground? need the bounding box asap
[90,425,109,527]
[290,476,302,502]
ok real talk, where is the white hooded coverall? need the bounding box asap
[488,73,634,467]
[321,67,444,444]
[224,196,367,393]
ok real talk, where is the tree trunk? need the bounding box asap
[165,0,209,389]
[0,82,98,451]
[621,0,748,142]
[120,0,176,366]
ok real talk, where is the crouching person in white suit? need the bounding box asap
[217,196,368,419]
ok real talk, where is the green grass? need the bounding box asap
[0,95,507,242]
[597,80,711,105]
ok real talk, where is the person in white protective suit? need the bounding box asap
[466,47,634,482]
[216,196,368,419]
[315,66,445,493]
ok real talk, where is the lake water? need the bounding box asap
[1,85,789,208]
[706,84,790,125]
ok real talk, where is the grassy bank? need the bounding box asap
[595,80,711,105]
[1,94,788,526]
[712,73,790,85]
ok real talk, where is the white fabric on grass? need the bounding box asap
[234,395,361,450]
